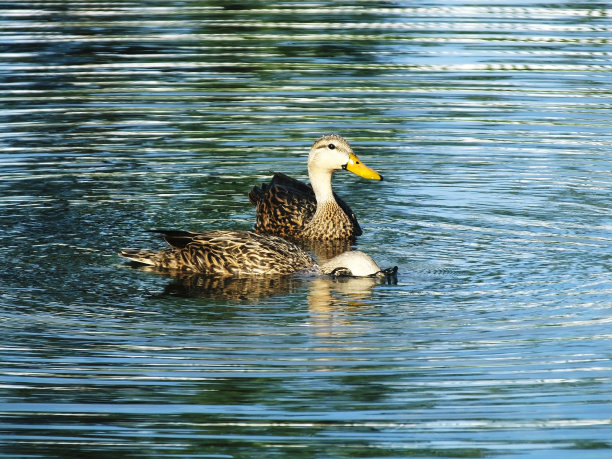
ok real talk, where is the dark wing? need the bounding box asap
[249,172,361,238]
[148,229,200,249]
[268,171,315,196]
[248,173,316,238]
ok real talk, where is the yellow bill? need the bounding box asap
[344,152,383,181]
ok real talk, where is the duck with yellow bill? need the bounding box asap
[249,134,383,242]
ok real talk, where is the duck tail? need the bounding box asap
[119,248,178,268]
[249,183,271,234]
[248,183,267,206]
[118,249,158,265]
[248,171,282,206]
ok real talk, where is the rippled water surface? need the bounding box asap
[1,1,612,457]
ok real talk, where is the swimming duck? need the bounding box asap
[119,229,388,277]
[249,134,383,241]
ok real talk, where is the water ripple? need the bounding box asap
[1,1,612,457]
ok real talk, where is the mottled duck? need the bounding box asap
[119,230,389,277]
[249,134,383,241]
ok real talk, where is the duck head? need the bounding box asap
[308,134,383,181]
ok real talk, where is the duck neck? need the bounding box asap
[308,166,336,206]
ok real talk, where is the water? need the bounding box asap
[1,1,612,457]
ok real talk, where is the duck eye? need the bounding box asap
[328,143,336,150]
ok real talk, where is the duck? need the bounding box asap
[119,229,391,278]
[249,134,383,242]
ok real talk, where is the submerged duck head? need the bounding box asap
[308,134,383,182]
[319,250,397,283]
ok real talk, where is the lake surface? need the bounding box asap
[1,1,611,457]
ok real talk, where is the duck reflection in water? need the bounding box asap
[159,266,396,303]
[119,229,397,301]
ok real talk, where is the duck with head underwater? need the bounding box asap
[119,229,396,281]
[249,134,383,242]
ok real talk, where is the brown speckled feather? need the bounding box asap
[119,230,315,275]
[249,172,362,241]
